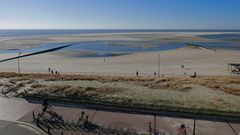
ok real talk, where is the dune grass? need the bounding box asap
[1,72,240,116]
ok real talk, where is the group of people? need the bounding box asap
[48,67,60,75]
[135,70,158,77]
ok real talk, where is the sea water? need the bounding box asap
[0,29,240,57]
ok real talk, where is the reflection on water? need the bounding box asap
[68,41,186,53]
[199,34,240,41]
[0,40,239,57]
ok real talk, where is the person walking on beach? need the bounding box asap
[154,72,157,77]
[148,121,152,134]
[48,68,50,73]
[51,70,54,74]
[136,70,139,76]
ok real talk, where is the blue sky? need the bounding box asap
[0,0,239,29]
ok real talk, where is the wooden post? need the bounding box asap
[32,111,36,120]
[36,118,39,126]
[47,125,51,134]
[193,117,196,135]
[154,115,156,135]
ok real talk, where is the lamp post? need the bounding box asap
[17,50,21,74]
[157,53,160,77]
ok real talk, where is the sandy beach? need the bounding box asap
[0,46,239,76]
[0,32,239,76]
[0,32,240,135]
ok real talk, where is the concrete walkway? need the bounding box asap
[0,97,36,121]
[0,97,45,134]
[0,120,46,135]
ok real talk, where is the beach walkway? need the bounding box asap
[0,94,240,134]
[0,97,45,135]
[18,99,240,135]
[0,120,46,135]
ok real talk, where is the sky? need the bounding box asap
[0,0,240,29]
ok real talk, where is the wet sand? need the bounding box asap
[0,32,221,50]
[0,46,239,76]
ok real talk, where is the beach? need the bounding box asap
[0,46,239,76]
[0,32,240,76]
[1,0,240,134]
[0,31,240,135]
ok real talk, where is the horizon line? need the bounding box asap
[0,28,240,31]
